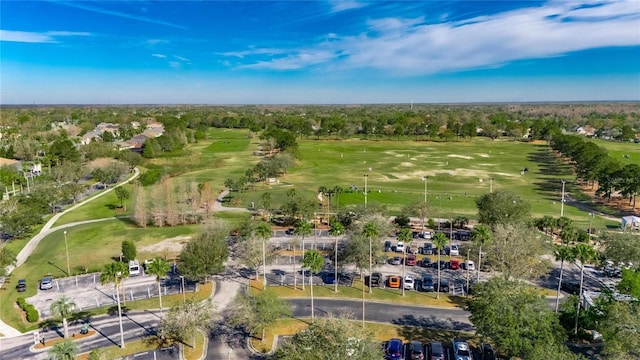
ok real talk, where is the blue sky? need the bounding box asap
[1,0,639,104]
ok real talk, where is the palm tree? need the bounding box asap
[432,232,448,299]
[294,220,312,290]
[48,340,78,360]
[302,250,324,321]
[554,245,575,313]
[453,215,469,229]
[471,225,492,283]
[255,222,272,290]
[146,258,170,317]
[362,222,379,294]
[50,296,76,339]
[572,243,599,334]
[397,227,412,296]
[328,221,345,292]
[100,261,129,348]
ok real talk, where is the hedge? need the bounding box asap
[25,305,39,323]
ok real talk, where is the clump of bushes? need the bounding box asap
[16,297,39,323]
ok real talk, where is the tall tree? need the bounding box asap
[471,224,491,282]
[146,258,170,317]
[161,299,215,348]
[397,227,412,297]
[467,278,574,360]
[475,189,530,228]
[132,184,147,227]
[48,340,78,360]
[294,220,312,290]
[254,222,272,289]
[302,249,324,321]
[272,315,384,360]
[50,296,76,339]
[178,223,229,282]
[554,245,575,313]
[114,186,130,211]
[362,221,380,294]
[229,290,291,342]
[601,231,640,266]
[572,243,599,334]
[100,262,129,348]
[328,221,345,292]
[0,243,17,277]
[432,232,448,299]
[600,301,640,359]
[482,223,550,280]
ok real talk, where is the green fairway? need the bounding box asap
[588,138,640,166]
[0,219,199,332]
[53,184,135,226]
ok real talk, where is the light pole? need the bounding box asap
[180,275,186,304]
[466,249,470,297]
[63,231,70,276]
[228,347,232,360]
[560,180,566,218]
[422,176,428,232]
[489,177,494,193]
[364,174,368,210]
[588,212,594,235]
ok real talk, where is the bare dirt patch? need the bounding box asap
[398,162,415,167]
[387,169,521,180]
[139,235,192,254]
[476,153,490,158]
[447,154,473,160]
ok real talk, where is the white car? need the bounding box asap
[463,260,475,271]
[395,241,405,253]
[449,244,460,256]
[452,338,472,360]
[404,275,415,290]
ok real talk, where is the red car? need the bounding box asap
[449,259,460,270]
[406,254,417,266]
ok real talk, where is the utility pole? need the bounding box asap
[422,176,428,232]
[364,174,368,210]
[561,180,566,218]
[466,249,470,297]
[588,212,594,235]
[63,231,71,276]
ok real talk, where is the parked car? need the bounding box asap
[384,241,392,252]
[385,338,404,360]
[40,276,53,290]
[389,256,402,265]
[433,260,447,270]
[408,243,419,254]
[419,257,431,267]
[406,254,417,266]
[421,243,433,255]
[421,274,434,292]
[481,343,496,360]
[462,260,475,271]
[449,244,460,256]
[419,231,432,239]
[427,342,445,360]
[16,279,26,292]
[128,260,141,276]
[324,273,336,284]
[404,275,415,290]
[562,280,581,295]
[409,340,424,360]
[388,276,402,288]
[396,242,405,253]
[437,279,449,292]
[449,259,460,270]
[367,272,382,287]
[452,338,472,360]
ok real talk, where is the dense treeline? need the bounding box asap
[550,134,640,208]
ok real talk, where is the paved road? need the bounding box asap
[288,298,474,331]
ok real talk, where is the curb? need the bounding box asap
[28,330,99,353]
[281,296,467,310]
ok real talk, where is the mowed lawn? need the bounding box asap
[53,183,135,226]
[588,138,640,166]
[0,219,199,332]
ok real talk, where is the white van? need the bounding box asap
[128,260,141,276]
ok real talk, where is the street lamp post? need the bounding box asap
[364,174,368,210]
[466,249,470,297]
[180,275,186,304]
[489,177,494,193]
[588,212,594,235]
[63,231,71,276]
[422,176,428,232]
[560,180,566,218]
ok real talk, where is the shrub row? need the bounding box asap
[16,297,39,323]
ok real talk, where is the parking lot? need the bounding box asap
[27,272,198,318]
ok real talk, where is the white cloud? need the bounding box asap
[329,0,367,13]
[174,55,190,62]
[0,29,90,43]
[152,53,166,58]
[220,48,286,58]
[168,61,181,68]
[233,1,640,75]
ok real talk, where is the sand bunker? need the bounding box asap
[477,153,490,158]
[139,235,192,254]
[398,162,415,167]
[389,169,520,180]
[447,154,473,160]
